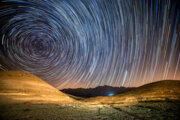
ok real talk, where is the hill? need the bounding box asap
[1,73,180,120]
[0,71,74,104]
[61,85,134,98]
[84,80,180,104]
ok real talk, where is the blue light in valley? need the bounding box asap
[107,93,115,96]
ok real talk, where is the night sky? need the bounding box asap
[0,0,179,89]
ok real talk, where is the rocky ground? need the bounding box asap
[1,101,180,120]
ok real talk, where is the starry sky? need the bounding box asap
[0,0,180,89]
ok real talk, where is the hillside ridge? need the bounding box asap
[0,71,74,104]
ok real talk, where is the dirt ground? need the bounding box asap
[0,101,180,120]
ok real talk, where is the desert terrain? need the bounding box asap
[0,71,180,120]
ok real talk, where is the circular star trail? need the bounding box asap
[0,0,180,89]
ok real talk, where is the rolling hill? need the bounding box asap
[84,80,180,104]
[0,72,180,120]
[0,71,74,104]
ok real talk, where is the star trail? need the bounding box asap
[0,0,179,89]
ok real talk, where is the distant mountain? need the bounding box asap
[0,71,74,104]
[61,85,134,98]
[84,80,180,104]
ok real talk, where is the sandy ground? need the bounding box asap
[0,101,180,120]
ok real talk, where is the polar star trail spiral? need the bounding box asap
[0,0,179,89]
